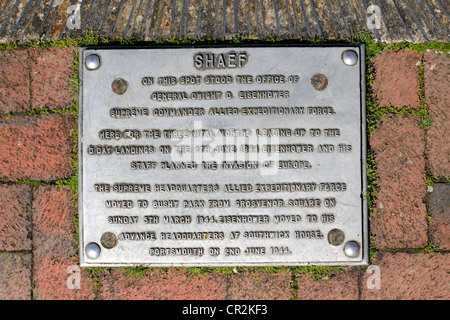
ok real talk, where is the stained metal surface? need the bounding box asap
[0,0,448,43]
[79,45,368,266]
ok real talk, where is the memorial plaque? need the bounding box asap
[79,45,368,267]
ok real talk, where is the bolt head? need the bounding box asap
[328,228,345,246]
[85,242,101,259]
[344,241,360,258]
[101,232,118,249]
[112,78,128,95]
[85,54,100,70]
[311,73,328,90]
[342,50,358,66]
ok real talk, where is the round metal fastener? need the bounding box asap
[101,232,118,249]
[85,54,100,70]
[311,73,328,91]
[342,50,358,66]
[85,242,101,259]
[344,241,360,258]
[327,228,345,246]
[112,78,128,95]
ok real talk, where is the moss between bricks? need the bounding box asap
[3,32,448,283]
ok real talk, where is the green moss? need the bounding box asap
[382,41,450,54]
[411,241,444,254]
[294,266,346,282]
[12,177,43,187]
[0,41,20,50]
[369,235,378,260]
[122,266,153,279]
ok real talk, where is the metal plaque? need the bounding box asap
[79,45,368,267]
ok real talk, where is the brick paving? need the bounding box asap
[98,268,228,300]
[33,255,94,300]
[424,50,450,179]
[0,42,448,301]
[372,50,423,109]
[370,115,428,249]
[0,252,32,300]
[296,267,360,300]
[0,114,76,181]
[428,183,450,250]
[29,47,77,111]
[361,252,449,300]
[0,184,31,251]
[0,47,76,114]
[0,49,30,114]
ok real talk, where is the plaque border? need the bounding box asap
[78,44,368,267]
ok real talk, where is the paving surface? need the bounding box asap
[0,44,448,300]
[0,0,449,303]
[0,0,449,44]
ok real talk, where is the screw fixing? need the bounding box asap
[344,241,360,258]
[311,73,328,91]
[328,228,345,246]
[85,54,100,70]
[342,50,358,66]
[101,232,118,249]
[85,242,101,259]
[112,78,128,95]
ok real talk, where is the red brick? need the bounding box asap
[372,50,422,109]
[30,47,76,110]
[361,253,449,300]
[370,115,427,249]
[32,185,77,259]
[0,114,76,181]
[31,186,88,300]
[428,183,450,250]
[296,267,360,300]
[228,270,292,300]
[0,253,32,300]
[0,49,30,114]
[424,50,450,179]
[98,268,227,300]
[33,185,76,237]
[33,255,94,300]
[0,184,32,251]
